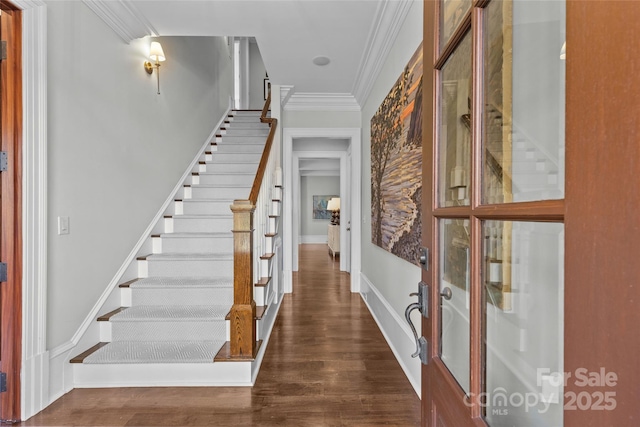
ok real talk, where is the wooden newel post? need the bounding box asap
[230,199,257,358]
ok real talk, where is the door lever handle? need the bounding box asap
[405,302,422,358]
[405,282,429,365]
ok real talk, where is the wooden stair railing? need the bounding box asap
[229,91,278,358]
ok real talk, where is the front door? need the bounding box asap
[0,2,22,422]
[421,1,639,426]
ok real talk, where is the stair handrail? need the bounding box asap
[250,90,277,204]
[229,90,278,359]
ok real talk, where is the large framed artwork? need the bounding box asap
[371,43,423,266]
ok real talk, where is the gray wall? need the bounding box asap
[46,0,233,349]
[300,176,340,238]
[360,1,423,328]
[249,41,268,110]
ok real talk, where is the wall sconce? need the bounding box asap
[144,41,166,94]
[327,197,341,225]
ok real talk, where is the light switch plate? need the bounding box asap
[58,216,70,235]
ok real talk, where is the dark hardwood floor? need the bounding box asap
[20,244,420,426]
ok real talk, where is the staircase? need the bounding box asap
[70,110,282,387]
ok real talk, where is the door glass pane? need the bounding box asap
[439,219,470,393]
[482,221,564,427]
[440,0,472,49]
[438,32,472,207]
[482,0,566,204]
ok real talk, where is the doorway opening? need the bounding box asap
[283,128,361,295]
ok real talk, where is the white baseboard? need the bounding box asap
[47,342,75,405]
[21,351,50,419]
[360,273,421,398]
[300,235,327,244]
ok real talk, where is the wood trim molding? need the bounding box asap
[10,1,47,421]
[0,5,23,421]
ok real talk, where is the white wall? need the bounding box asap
[249,41,267,110]
[46,0,233,349]
[359,0,423,395]
[300,176,340,241]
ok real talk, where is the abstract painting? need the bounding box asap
[312,195,336,220]
[371,43,423,266]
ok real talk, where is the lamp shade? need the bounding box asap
[149,41,166,62]
[327,197,340,211]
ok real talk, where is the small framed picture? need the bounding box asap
[264,78,271,100]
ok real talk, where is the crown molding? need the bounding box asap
[351,0,415,107]
[13,0,45,8]
[279,85,295,107]
[283,93,360,112]
[81,0,158,43]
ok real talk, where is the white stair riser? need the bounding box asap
[131,287,233,306]
[269,217,278,234]
[260,258,273,278]
[272,201,281,215]
[222,129,269,136]
[265,236,274,253]
[196,174,254,186]
[157,236,233,254]
[73,362,254,387]
[228,116,263,122]
[180,201,234,215]
[254,281,271,306]
[190,186,251,199]
[203,163,258,174]
[110,320,226,341]
[209,153,262,163]
[272,187,283,200]
[220,124,266,132]
[146,259,233,277]
[171,217,232,233]
[215,144,265,154]
[217,136,268,144]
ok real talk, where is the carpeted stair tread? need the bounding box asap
[110,305,229,321]
[83,340,225,364]
[145,253,232,261]
[130,277,233,289]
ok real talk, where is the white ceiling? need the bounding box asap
[82,0,416,109]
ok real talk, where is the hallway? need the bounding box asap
[21,244,420,426]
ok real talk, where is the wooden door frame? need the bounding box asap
[422,1,639,426]
[564,2,640,426]
[0,1,22,422]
